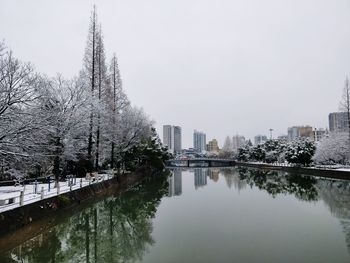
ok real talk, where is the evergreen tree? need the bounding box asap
[94,26,107,170]
[340,76,350,161]
[81,5,99,167]
[108,54,128,168]
[285,139,315,166]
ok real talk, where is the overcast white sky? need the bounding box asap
[1,0,350,148]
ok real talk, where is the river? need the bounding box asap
[0,167,350,263]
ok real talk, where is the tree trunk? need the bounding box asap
[347,109,350,163]
[88,111,93,162]
[95,125,100,170]
[53,137,61,187]
[346,79,350,163]
[111,142,115,169]
[95,27,102,171]
[88,7,96,164]
[111,56,117,170]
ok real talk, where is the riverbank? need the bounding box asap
[0,167,157,237]
[235,162,350,180]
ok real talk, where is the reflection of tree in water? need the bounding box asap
[0,228,65,263]
[221,168,247,191]
[236,167,319,201]
[221,168,235,189]
[0,173,169,263]
[316,180,350,253]
[235,168,350,253]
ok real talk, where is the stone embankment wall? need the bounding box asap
[0,170,149,236]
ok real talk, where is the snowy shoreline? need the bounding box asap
[235,162,350,180]
[0,169,151,237]
[0,173,112,214]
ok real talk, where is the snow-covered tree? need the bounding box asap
[81,5,99,165]
[106,54,129,168]
[250,144,266,161]
[0,7,169,180]
[313,132,349,165]
[94,26,108,169]
[284,139,315,166]
[0,44,44,177]
[116,107,152,155]
[36,75,89,182]
[340,76,350,160]
[263,139,286,163]
[236,139,287,163]
[237,144,252,162]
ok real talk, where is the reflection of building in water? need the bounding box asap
[317,180,350,252]
[168,169,182,196]
[174,169,182,195]
[209,169,220,182]
[194,168,208,189]
[219,168,247,190]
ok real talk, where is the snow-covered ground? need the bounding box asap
[335,168,350,172]
[0,173,112,214]
[243,161,350,171]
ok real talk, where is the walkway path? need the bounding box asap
[0,173,111,214]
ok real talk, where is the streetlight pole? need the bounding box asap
[269,129,274,140]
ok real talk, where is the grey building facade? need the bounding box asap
[193,130,206,153]
[254,135,267,145]
[163,125,182,154]
[173,126,182,154]
[329,112,349,133]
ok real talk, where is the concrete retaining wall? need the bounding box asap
[0,170,149,236]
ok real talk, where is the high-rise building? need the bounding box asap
[207,139,220,152]
[193,130,206,153]
[173,126,182,154]
[329,112,349,133]
[287,126,299,141]
[314,128,328,142]
[163,125,172,151]
[232,135,245,152]
[299,126,314,139]
[287,126,313,141]
[254,135,267,145]
[163,125,182,154]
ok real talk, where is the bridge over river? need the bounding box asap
[166,158,235,167]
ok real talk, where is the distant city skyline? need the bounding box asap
[163,116,334,149]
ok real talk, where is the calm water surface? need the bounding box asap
[0,167,350,263]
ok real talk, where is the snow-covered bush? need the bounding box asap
[284,139,315,166]
[236,139,286,163]
[250,144,266,161]
[237,144,252,161]
[313,132,349,165]
[263,139,286,163]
